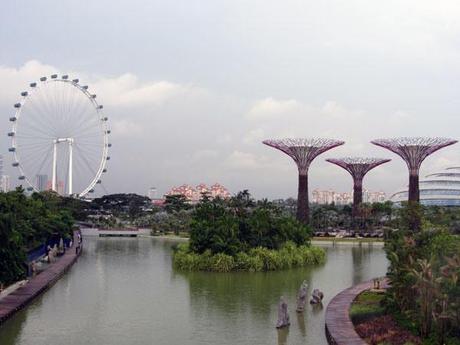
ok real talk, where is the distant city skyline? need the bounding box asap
[2,1,460,199]
[312,189,386,205]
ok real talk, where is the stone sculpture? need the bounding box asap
[296,280,308,312]
[310,289,324,304]
[276,296,290,328]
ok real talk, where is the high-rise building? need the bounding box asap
[148,187,157,200]
[1,175,10,192]
[0,155,9,192]
[36,174,49,191]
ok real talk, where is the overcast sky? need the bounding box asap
[1,0,460,199]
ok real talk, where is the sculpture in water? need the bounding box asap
[276,296,290,328]
[296,280,308,312]
[310,289,324,304]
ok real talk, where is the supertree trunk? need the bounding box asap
[297,173,309,224]
[352,178,363,219]
[408,171,420,203]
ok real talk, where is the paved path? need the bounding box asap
[0,232,82,325]
[325,278,388,345]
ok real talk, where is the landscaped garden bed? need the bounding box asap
[350,290,422,345]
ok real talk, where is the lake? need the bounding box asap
[0,237,387,345]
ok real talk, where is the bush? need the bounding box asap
[173,242,326,272]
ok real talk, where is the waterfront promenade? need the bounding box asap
[0,232,82,325]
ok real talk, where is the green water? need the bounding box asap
[0,237,387,345]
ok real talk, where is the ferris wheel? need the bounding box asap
[8,74,111,197]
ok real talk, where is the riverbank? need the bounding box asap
[0,231,82,326]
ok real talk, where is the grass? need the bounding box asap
[350,291,386,324]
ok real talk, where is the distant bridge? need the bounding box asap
[80,228,151,237]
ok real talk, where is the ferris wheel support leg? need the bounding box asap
[68,139,73,195]
[52,141,57,192]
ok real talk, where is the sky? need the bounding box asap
[1,0,460,199]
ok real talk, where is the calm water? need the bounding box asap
[0,238,387,345]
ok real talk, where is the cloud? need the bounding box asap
[224,151,268,170]
[92,74,206,108]
[246,98,302,120]
[112,120,144,137]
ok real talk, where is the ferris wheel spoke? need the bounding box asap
[71,120,104,138]
[18,145,53,164]
[70,107,100,135]
[25,97,61,137]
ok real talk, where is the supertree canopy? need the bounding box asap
[326,157,390,217]
[263,138,344,224]
[371,137,457,203]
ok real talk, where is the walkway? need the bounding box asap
[0,232,82,325]
[325,278,388,345]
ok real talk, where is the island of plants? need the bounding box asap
[173,191,326,272]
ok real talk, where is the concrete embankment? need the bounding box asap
[0,231,82,325]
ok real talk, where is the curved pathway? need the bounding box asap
[325,278,387,345]
[0,232,82,325]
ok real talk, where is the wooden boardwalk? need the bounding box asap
[325,279,383,345]
[0,232,82,325]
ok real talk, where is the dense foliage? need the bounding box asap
[188,191,311,255]
[384,202,460,344]
[173,191,325,271]
[0,189,75,285]
[90,193,152,221]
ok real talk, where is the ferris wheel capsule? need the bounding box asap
[72,79,79,83]
[40,77,47,82]
[21,91,28,97]
[30,82,37,87]
[51,74,58,79]
[82,85,88,90]
[10,116,17,122]
[12,162,19,167]
[9,147,16,152]
[14,103,21,108]
[8,132,15,137]
[62,75,69,80]
[18,175,25,180]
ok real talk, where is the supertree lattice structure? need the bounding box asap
[263,138,345,224]
[326,157,390,217]
[371,137,457,202]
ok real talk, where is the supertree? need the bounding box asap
[326,157,391,219]
[372,137,457,230]
[263,138,344,224]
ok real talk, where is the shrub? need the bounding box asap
[173,242,325,272]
